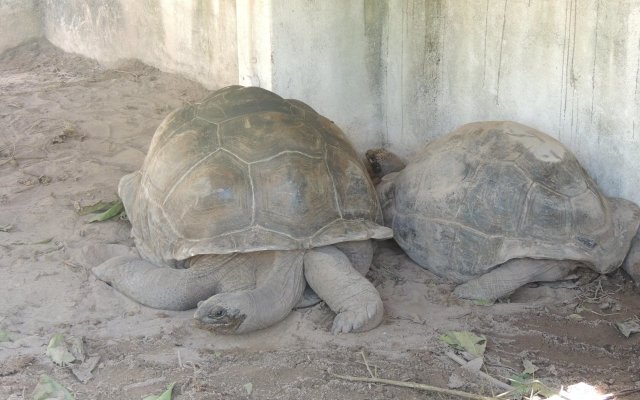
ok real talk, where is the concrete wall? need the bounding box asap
[267,0,387,153]
[382,0,640,205]
[0,0,42,54]
[3,0,640,204]
[262,0,640,205]
[42,0,238,87]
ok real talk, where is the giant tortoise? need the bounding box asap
[366,121,640,301]
[94,86,393,334]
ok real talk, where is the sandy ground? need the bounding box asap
[1,39,640,400]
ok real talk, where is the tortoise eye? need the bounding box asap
[210,309,225,319]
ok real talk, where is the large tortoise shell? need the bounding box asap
[120,86,391,265]
[387,121,640,282]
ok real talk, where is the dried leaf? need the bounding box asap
[566,313,584,321]
[32,374,75,400]
[71,355,100,383]
[439,331,487,357]
[615,319,640,338]
[46,333,76,366]
[522,359,539,375]
[0,224,13,232]
[463,356,484,371]
[67,336,86,362]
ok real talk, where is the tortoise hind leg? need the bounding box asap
[453,258,582,302]
[303,243,383,334]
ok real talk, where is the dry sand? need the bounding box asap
[1,39,639,400]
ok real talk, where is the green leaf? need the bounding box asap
[32,374,75,400]
[522,359,539,375]
[143,382,175,400]
[46,333,76,366]
[508,374,557,398]
[243,382,253,395]
[87,200,125,223]
[0,329,11,342]
[439,330,487,357]
[473,298,494,306]
[76,200,119,216]
[32,237,54,245]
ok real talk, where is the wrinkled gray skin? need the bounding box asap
[366,121,640,301]
[95,240,382,334]
[623,231,640,286]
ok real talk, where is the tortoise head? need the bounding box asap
[194,296,247,334]
[364,148,406,184]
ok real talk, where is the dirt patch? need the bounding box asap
[1,39,639,400]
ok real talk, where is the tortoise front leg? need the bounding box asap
[93,253,255,311]
[194,250,305,334]
[303,243,383,334]
[335,240,374,276]
[295,240,374,309]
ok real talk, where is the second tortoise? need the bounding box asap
[366,121,640,301]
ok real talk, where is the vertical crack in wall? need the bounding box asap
[559,0,577,142]
[438,0,444,107]
[364,0,389,147]
[482,0,489,88]
[559,0,569,137]
[634,37,640,140]
[570,0,578,145]
[590,0,600,123]
[496,0,508,105]
[400,0,406,143]
[384,3,391,147]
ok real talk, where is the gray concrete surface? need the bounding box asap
[0,0,41,54]
[268,0,640,205]
[42,0,238,87]
[1,0,639,205]
[382,0,640,206]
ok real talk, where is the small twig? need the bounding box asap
[63,260,89,281]
[176,349,183,368]
[593,279,602,299]
[445,352,514,392]
[330,372,501,400]
[613,387,640,398]
[354,360,382,371]
[0,158,17,167]
[0,224,13,232]
[113,69,141,79]
[581,308,621,317]
[63,260,83,269]
[360,351,375,378]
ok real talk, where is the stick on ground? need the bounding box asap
[445,351,515,392]
[330,372,502,400]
